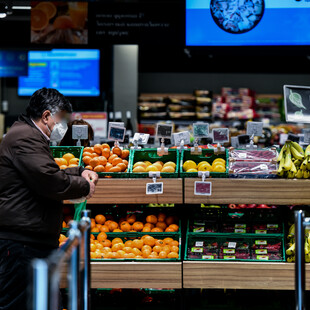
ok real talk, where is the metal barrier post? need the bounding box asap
[80,209,91,310]
[295,210,306,310]
[32,259,48,310]
[68,221,81,310]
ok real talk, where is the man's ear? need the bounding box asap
[41,110,51,125]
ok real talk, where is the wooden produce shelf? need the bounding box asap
[184,178,310,205]
[61,261,182,289]
[183,261,310,290]
[86,178,183,204]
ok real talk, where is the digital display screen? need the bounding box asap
[186,0,310,46]
[0,50,28,77]
[18,49,100,96]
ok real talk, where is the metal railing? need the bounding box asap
[295,210,310,310]
[31,209,91,310]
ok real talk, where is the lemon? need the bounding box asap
[144,161,152,167]
[133,166,146,173]
[161,166,175,173]
[153,162,163,171]
[163,161,176,169]
[212,165,226,173]
[183,160,197,172]
[133,162,147,169]
[187,168,198,173]
[212,158,226,166]
[146,165,159,172]
[198,163,212,172]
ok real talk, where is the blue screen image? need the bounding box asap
[18,49,100,96]
[186,0,310,46]
[0,50,28,77]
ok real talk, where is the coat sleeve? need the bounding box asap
[12,136,90,201]
[64,166,85,176]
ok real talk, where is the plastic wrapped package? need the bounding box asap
[219,240,251,260]
[229,161,277,176]
[229,149,277,162]
[251,239,283,261]
[187,239,219,260]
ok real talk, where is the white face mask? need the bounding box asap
[46,115,68,142]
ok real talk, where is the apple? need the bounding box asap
[257,204,270,208]
[238,204,247,209]
[247,204,257,209]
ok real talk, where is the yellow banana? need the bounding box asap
[305,242,309,255]
[277,157,285,173]
[277,145,286,162]
[296,169,304,179]
[294,158,303,167]
[304,170,310,179]
[290,161,297,174]
[290,144,304,160]
[286,243,295,256]
[305,145,310,157]
[301,158,308,171]
[283,145,293,171]
[291,141,304,155]
[307,160,310,170]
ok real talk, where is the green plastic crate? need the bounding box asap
[50,146,84,166]
[83,149,132,178]
[91,233,181,262]
[184,233,285,262]
[129,148,179,178]
[180,148,228,178]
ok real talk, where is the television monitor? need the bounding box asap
[186,0,310,46]
[18,49,100,96]
[0,50,28,77]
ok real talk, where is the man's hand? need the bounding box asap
[86,179,96,200]
[82,170,99,185]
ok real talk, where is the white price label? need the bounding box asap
[304,129,310,144]
[194,181,212,196]
[279,133,289,145]
[193,122,209,138]
[108,122,126,142]
[246,121,263,137]
[228,242,237,249]
[72,125,88,140]
[146,182,163,195]
[230,136,239,148]
[156,123,173,139]
[133,133,150,145]
[173,131,191,146]
[195,241,204,247]
[239,153,247,159]
[212,128,230,143]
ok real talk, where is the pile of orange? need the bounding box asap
[90,213,179,233]
[55,153,79,170]
[82,144,129,173]
[90,233,179,260]
[132,161,176,173]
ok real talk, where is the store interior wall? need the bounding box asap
[139,72,310,95]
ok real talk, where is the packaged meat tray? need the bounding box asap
[251,239,283,261]
[229,161,277,176]
[187,239,219,260]
[252,223,282,234]
[219,240,251,259]
[229,149,277,162]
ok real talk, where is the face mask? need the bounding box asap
[46,115,68,142]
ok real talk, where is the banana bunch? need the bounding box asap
[286,223,310,262]
[277,141,310,179]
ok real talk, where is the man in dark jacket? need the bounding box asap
[0,88,98,310]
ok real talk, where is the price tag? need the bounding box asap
[133,133,150,145]
[279,133,289,145]
[239,153,247,159]
[108,122,126,142]
[173,131,191,146]
[202,255,214,260]
[230,136,239,148]
[193,227,205,233]
[246,121,263,137]
[234,229,246,233]
[146,182,163,195]
[223,249,235,254]
[256,255,269,261]
[303,129,310,144]
[260,164,268,170]
[255,229,267,234]
[195,241,204,247]
[156,123,173,139]
[223,256,236,260]
[193,122,209,138]
[228,242,237,249]
[194,181,212,196]
[235,224,246,228]
[72,125,88,140]
[255,240,267,245]
[267,224,278,229]
[191,247,203,253]
[255,249,268,255]
[212,128,229,144]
